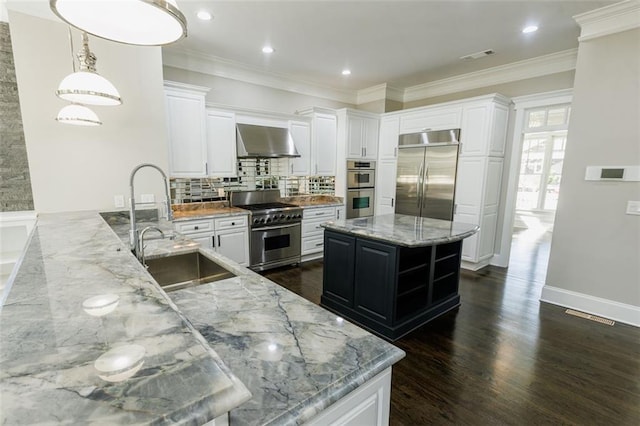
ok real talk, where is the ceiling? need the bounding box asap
[6,0,617,95]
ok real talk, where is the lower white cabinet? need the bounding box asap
[174,215,250,266]
[301,206,338,261]
[306,367,392,426]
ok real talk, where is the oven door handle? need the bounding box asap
[252,223,300,232]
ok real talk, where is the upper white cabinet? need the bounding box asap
[399,106,462,135]
[338,109,379,160]
[164,82,210,177]
[206,109,237,177]
[460,98,509,157]
[378,115,400,160]
[289,120,312,176]
[299,108,338,176]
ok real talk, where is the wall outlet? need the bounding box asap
[114,195,125,208]
[140,194,155,203]
[626,201,640,215]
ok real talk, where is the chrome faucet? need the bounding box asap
[138,226,164,267]
[129,163,173,260]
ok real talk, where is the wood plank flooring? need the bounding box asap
[263,255,640,425]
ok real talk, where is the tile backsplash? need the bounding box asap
[170,158,335,204]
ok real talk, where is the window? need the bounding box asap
[517,105,570,212]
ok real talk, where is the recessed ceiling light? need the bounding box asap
[522,25,539,34]
[342,69,351,76]
[262,46,274,54]
[197,11,212,21]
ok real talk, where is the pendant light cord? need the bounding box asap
[67,26,76,73]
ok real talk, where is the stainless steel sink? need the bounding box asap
[145,251,235,292]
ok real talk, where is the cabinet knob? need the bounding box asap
[194,226,199,230]
[231,222,235,226]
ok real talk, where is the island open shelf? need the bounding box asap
[320,214,478,341]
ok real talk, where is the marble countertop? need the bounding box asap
[171,202,249,221]
[322,214,479,247]
[281,195,344,208]
[2,211,404,425]
[0,211,251,425]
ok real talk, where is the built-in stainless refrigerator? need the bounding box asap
[395,129,460,221]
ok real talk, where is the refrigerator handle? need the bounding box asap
[417,160,425,209]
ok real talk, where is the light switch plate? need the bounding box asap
[626,201,640,215]
[141,194,155,203]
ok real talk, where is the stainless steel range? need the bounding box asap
[230,189,302,271]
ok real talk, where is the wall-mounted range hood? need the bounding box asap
[236,123,300,158]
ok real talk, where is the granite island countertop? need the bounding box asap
[2,211,405,425]
[321,214,479,247]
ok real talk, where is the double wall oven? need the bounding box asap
[346,160,375,219]
[230,190,302,271]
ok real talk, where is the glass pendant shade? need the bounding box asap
[56,104,102,126]
[50,0,187,46]
[56,71,121,106]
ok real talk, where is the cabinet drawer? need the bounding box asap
[302,218,328,237]
[302,235,325,255]
[303,206,335,219]
[214,215,248,230]
[175,219,214,234]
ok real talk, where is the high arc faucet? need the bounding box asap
[129,163,173,260]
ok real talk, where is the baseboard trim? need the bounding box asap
[540,285,640,327]
[461,259,490,271]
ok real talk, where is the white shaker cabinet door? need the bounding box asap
[289,120,311,176]
[215,228,249,266]
[206,110,237,177]
[313,113,337,176]
[165,92,207,177]
[378,115,400,160]
[375,159,397,216]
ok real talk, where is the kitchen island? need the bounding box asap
[1,211,404,425]
[321,214,479,341]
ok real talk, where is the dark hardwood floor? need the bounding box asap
[263,243,640,425]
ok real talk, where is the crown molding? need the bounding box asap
[163,80,211,94]
[386,85,404,103]
[162,47,357,105]
[574,0,640,41]
[403,49,578,103]
[511,88,573,110]
[356,83,387,104]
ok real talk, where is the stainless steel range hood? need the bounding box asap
[236,123,300,158]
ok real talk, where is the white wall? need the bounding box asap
[9,11,169,213]
[543,28,640,324]
[162,65,353,114]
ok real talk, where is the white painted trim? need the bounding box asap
[574,0,640,42]
[386,85,404,103]
[403,49,578,102]
[1,0,9,23]
[162,47,357,105]
[357,84,388,104]
[163,80,211,95]
[461,259,491,271]
[541,285,640,327]
[492,90,572,268]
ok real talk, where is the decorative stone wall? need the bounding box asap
[0,21,33,212]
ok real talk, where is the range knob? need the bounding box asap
[296,213,302,219]
[266,217,272,223]
[279,214,285,219]
[285,215,291,220]
[253,218,260,225]
[259,218,266,224]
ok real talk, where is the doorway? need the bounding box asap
[510,104,570,283]
[497,93,572,283]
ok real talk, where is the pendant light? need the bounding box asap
[56,104,102,126]
[49,0,187,46]
[56,32,122,106]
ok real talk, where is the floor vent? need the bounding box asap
[565,309,615,326]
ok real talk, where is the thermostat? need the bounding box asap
[585,166,640,181]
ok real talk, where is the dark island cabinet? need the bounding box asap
[321,230,462,341]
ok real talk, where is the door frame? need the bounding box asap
[491,89,572,268]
